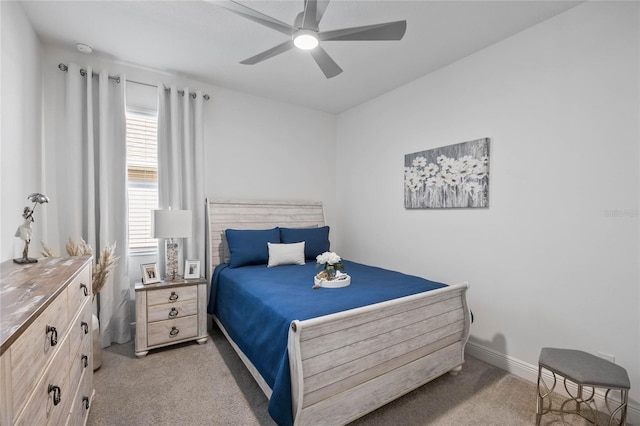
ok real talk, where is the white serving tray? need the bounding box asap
[314,274,351,288]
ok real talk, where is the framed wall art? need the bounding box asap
[404,138,490,209]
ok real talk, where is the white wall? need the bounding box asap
[0,1,43,262]
[205,87,338,240]
[336,0,639,412]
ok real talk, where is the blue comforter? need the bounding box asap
[207,260,446,426]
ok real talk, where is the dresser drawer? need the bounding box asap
[147,315,197,347]
[69,309,92,399]
[10,287,69,420]
[15,335,71,426]
[69,299,92,365]
[68,366,92,426]
[148,299,197,323]
[67,264,92,317]
[147,285,197,307]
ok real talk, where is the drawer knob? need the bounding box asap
[81,321,89,334]
[48,384,62,406]
[168,307,179,318]
[80,283,88,297]
[168,291,179,302]
[82,396,90,410]
[169,326,180,338]
[81,354,89,369]
[46,325,58,346]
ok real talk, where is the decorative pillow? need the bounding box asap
[267,242,306,267]
[225,227,280,268]
[280,226,330,260]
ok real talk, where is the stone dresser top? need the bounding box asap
[0,256,92,355]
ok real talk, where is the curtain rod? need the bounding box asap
[58,63,210,101]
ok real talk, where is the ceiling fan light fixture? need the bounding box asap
[293,30,318,50]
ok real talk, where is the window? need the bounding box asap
[126,112,158,252]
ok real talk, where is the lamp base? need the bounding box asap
[165,240,179,280]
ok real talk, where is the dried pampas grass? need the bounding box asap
[92,242,118,297]
[41,238,119,299]
[66,238,92,257]
[41,242,58,258]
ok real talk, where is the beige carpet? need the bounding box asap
[87,326,602,425]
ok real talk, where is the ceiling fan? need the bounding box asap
[212,0,407,78]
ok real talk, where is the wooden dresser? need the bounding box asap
[0,256,94,425]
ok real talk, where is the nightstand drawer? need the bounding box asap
[148,299,197,323]
[147,285,197,306]
[147,315,197,346]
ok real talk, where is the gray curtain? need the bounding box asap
[51,62,131,347]
[157,85,206,276]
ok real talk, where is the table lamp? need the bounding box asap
[152,209,192,280]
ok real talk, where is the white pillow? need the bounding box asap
[267,242,306,267]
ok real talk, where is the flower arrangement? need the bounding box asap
[42,238,118,300]
[315,251,344,281]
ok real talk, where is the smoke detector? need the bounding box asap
[76,42,93,54]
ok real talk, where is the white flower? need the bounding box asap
[316,251,342,265]
[464,182,481,193]
[412,156,427,168]
[424,163,439,176]
[426,176,444,188]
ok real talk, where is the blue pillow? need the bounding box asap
[226,227,280,268]
[280,226,330,260]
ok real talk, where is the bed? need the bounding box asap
[206,199,471,426]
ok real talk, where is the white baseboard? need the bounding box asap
[465,342,639,426]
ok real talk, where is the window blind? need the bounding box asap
[126,113,158,251]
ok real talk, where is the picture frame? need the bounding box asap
[141,263,161,285]
[184,260,200,279]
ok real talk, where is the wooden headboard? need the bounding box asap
[206,199,325,279]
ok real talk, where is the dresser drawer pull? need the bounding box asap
[169,326,180,338]
[48,384,61,406]
[81,354,89,369]
[80,282,88,297]
[46,324,58,346]
[81,321,89,334]
[168,307,179,318]
[168,291,179,302]
[82,396,90,410]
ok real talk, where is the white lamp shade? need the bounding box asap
[152,209,193,238]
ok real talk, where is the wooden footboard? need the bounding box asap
[288,282,470,426]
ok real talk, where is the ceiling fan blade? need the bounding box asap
[302,0,330,29]
[316,0,330,24]
[240,40,295,65]
[210,0,295,36]
[309,46,342,79]
[302,0,317,30]
[318,20,407,41]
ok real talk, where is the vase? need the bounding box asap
[92,314,102,370]
[325,266,336,280]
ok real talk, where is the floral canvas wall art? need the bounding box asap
[404,138,490,209]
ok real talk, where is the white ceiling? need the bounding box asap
[20,0,581,114]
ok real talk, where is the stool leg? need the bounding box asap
[577,384,583,416]
[536,365,543,425]
[620,389,628,426]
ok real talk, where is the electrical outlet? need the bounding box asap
[598,352,616,363]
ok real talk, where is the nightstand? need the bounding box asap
[134,277,208,357]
